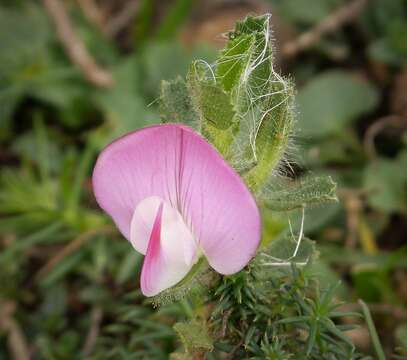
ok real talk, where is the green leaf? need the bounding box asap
[93,56,157,145]
[359,300,386,360]
[133,0,154,47]
[159,76,199,127]
[40,251,86,288]
[306,320,318,356]
[155,0,194,40]
[221,15,295,190]
[187,61,237,155]
[395,323,407,350]
[297,71,379,138]
[242,77,295,191]
[0,3,50,138]
[262,176,338,211]
[0,4,49,72]
[256,235,317,271]
[279,0,342,26]
[216,33,255,92]
[115,250,143,285]
[140,42,216,99]
[0,222,63,263]
[173,320,213,354]
[364,156,407,213]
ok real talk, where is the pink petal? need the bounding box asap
[92,124,261,277]
[138,197,198,296]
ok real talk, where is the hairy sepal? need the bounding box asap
[150,258,216,307]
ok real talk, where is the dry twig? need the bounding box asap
[76,0,107,34]
[0,300,30,360]
[282,0,368,59]
[82,306,104,355]
[35,225,115,280]
[42,0,114,87]
[340,302,407,321]
[363,115,407,159]
[105,0,140,37]
[343,193,362,249]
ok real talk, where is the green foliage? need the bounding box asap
[159,76,199,127]
[359,300,386,360]
[228,16,295,191]
[215,32,255,91]
[187,61,238,154]
[0,1,405,358]
[262,176,338,211]
[92,291,180,359]
[155,0,194,40]
[0,3,50,138]
[208,264,367,359]
[173,320,213,355]
[395,323,407,358]
[160,15,295,192]
[363,0,407,65]
[93,56,157,145]
[297,71,379,138]
[277,0,342,26]
[257,235,317,268]
[364,155,407,213]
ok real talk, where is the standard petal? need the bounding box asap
[92,124,261,275]
[139,198,198,296]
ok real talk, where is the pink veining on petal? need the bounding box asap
[140,202,163,296]
[134,196,198,296]
[92,124,262,295]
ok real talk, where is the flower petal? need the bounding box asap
[138,197,198,296]
[92,124,261,276]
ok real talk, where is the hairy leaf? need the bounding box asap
[187,61,237,155]
[262,176,338,211]
[216,33,255,92]
[159,76,198,127]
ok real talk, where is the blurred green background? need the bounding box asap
[0,0,406,358]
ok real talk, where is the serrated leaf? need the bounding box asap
[173,320,213,354]
[159,76,198,127]
[262,176,338,211]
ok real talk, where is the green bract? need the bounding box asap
[159,14,336,210]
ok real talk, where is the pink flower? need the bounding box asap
[92,124,261,296]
